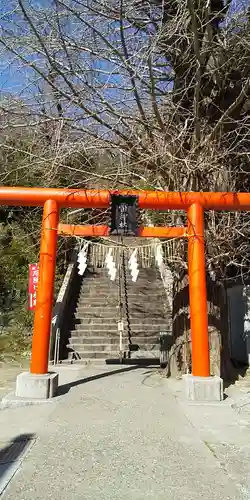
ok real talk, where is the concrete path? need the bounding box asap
[0,365,250,499]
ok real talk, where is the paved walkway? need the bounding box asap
[0,365,250,499]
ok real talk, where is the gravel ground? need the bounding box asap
[0,360,30,398]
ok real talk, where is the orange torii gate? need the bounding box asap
[2,187,250,401]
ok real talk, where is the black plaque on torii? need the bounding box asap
[110,194,138,236]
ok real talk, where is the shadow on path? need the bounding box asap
[58,364,146,395]
[0,434,35,493]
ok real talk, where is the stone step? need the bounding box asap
[58,359,113,366]
[65,351,120,360]
[73,324,171,332]
[74,316,168,324]
[77,303,120,308]
[80,285,164,292]
[80,282,164,290]
[75,307,166,315]
[83,280,161,285]
[67,344,118,353]
[72,323,169,330]
[75,309,166,323]
[68,336,159,344]
[66,350,161,360]
[74,317,167,324]
[80,287,119,292]
[76,303,167,312]
[82,273,162,280]
[73,318,170,326]
[58,358,160,366]
[70,328,168,336]
[83,271,161,277]
[76,304,166,312]
[77,293,165,301]
[78,297,166,303]
[80,283,164,289]
[76,303,164,311]
[67,343,159,352]
[78,289,166,302]
[77,293,165,302]
[128,351,160,359]
[78,296,119,302]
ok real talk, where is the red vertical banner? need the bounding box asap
[28,264,39,311]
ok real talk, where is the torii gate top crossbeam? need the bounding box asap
[1,186,250,210]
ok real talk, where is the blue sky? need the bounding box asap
[0,0,249,98]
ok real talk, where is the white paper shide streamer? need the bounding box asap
[155,243,164,269]
[105,248,116,281]
[129,248,139,282]
[77,242,89,275]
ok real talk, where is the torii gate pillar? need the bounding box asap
[16,200,59,400]
[184,203,223,401]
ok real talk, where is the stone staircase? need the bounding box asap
[66,265,172,364]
